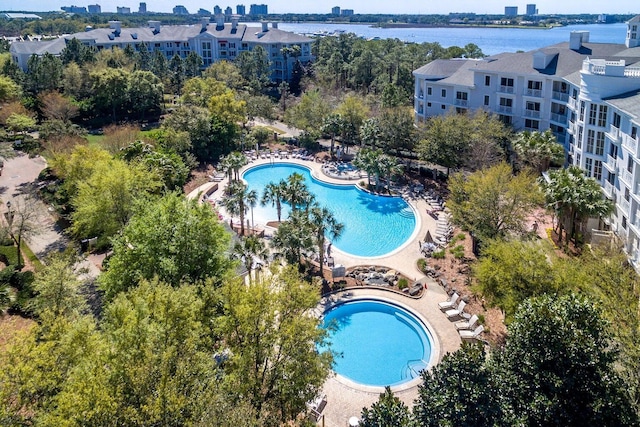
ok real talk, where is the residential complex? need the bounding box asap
[413,15,640,267]
[9,17,312,82]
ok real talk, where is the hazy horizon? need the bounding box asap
[3,0,638,16]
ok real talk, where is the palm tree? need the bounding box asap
[228,151,248,181]
[309,204,344,268]
[540,166,614,245]
[378,155,404,194]
[353,148,383,190]
[223,181,252,235]
[321,113,344,156]
[246,188,258,230]
[232,235,269,283]
[261,179,287,223]
[271,210,314,267]
[284,173,314,213]
[513,129,565,174]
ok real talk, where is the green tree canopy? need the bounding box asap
[448,162,544,242]
[99,193,232,300]
[513,129,565,173]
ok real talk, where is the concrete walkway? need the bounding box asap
[0,153,101,279]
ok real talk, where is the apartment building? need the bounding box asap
[413,15,640,267]
[9,16,313,83]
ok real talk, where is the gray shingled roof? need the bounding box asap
[9,22,312,57]
[605,89,640,120]
[412,59,469,80]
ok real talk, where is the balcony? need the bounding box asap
[553,132,566,144]
[607,125,622,143]
[603,180,615,198]
[498,85,514,94]
[619,195,631,214]
[525,88,543,97]
[524,109,541,119]
[497,106,513,114]
[620,168,633,185]
[605,154,617,171]
[550,112,567,124]
[622,134,638,153]
[568,98,577,109]
[454,99,468,107]
[552,91,570,102]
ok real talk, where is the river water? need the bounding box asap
[267,22,627,55]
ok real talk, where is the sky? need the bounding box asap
[5,0,639,15]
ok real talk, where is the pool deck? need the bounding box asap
[188,157,462,426]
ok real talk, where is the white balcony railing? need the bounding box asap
[499,85,514,94]
[606,155,617,170]
[621,168,633,185]
[524,109,541,118]
[497,106,513,114]
[525,88,543,97]
[454,99,468,106]
[552,91,570,102]
[619,195,631,214]
[604,180,614,198]
[623,134,638,152]
[551,112,567,124]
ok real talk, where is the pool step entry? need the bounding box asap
[401,359,428,380]
[398,207,414,218]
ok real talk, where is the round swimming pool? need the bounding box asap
[242,163,417,257]
[320,299,432,387]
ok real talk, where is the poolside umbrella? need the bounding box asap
[424,230,434,244]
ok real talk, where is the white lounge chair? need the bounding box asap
[445,300,466,318]
[438,292,459,310]
[455,314,479,330]
[459,325,484,341]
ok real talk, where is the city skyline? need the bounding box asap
[2,0,638,15]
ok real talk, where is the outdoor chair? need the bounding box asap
[438,292,459,310]
[445,300,467,319]
[459,325,484,341]
[455,314,479,330]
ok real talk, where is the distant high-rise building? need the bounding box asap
[249,4,268,15]
[236,4,246,15]
[198,8,211,15]
[173,4,189,14]
[213,5,222,14]
[61,5,87,13]
[139,2,146,13]
[87,4,101,13]
[341,9,354,16]
[504,6,518,17]
[117,6,131,13]
[525,4,536,15]
[225,6,233,16]
[331,6,340,15]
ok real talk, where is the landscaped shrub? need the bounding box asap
[432,250,446,259]
[417,258,427,272]
[397,278,408,290]
[450,244,465,259]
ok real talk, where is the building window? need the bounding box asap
[499,115,512,125]
[572,88,578,99]
[456,92,468,101]
[585,157,593,177]
[625,187,631,202]
[441,105,446,110]
[580,101,585,121]
[526,101,540,111]
[594,160,603,180]
[500,77,514,87]
[628,157,634,173]
[633,127,638,139]
[525,119,539,130]
[485,75,490,86]
[588,104,598,125]
[597,105,608,127]
[622,216,627,229]
[201,41,212,64]
[613,112,621,129]
[586,129,595,153]
[484,95,490,106]
[595,131,605,156]
[427,102,431,107]
[499,97,512,107]
[427,87,432,96]
[441,89,446,98]
[577,126,583,149]
[576,153,581,165]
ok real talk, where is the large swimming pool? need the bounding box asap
[320,299,432,387]
[242,163,417,257]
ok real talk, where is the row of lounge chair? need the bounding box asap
[438,292,485,342]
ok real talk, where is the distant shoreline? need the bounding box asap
[374,23,559,30]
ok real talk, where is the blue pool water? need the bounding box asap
[320,299,432,387]
[242,163,416,257]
